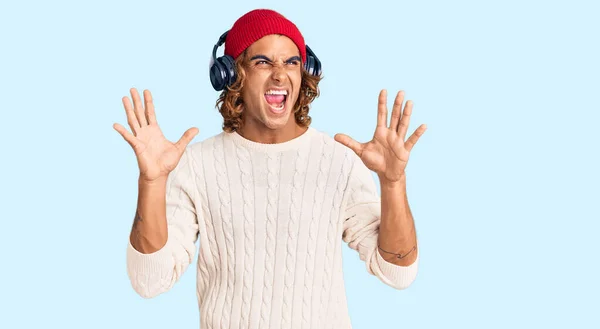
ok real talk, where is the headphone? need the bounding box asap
[209,31,322,91]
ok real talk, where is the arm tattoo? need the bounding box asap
[132,209,143,231]
[130,209,144,244]
[378,244,417,259]
[134,209,143,222]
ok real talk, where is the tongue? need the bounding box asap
[265,94,285,104]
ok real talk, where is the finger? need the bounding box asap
[144,89,157,125]
[334,133,364,156]
[377,89,388,128]
[405,124,427,152]
[113,123,138,149]
[175,127,199,150]
[398,100,414,140]
[131,88,148,127]
[389,90,405,132]
[122,96,140,133]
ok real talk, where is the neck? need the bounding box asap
[237,122,308,144]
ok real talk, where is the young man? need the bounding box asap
[113,8,427,329]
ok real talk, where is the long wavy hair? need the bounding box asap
[215,49,322,133]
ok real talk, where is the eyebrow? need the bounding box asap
[249,55,302,63]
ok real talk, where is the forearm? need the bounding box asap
[378,173,418,266]
[130,176,169,254]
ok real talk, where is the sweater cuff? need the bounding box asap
[126,238,174,275]
[375,248,419,289]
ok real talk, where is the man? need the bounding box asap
[113,8,427,329]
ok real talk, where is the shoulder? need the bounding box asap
[185,130,231,156]
[308,127,355,157]
[309,127,363,167]
[177,131,231,175]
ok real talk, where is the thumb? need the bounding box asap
[175,127,199,150]
[334,133,363,156]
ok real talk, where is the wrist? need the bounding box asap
[379,172,407,189]
[138,175,168,187]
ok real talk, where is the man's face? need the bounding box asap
[240,34,302,132]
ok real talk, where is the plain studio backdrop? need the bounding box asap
[0,0,598,328]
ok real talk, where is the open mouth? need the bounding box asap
[264,89,288,112]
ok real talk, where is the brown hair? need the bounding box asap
[215,50,322,133]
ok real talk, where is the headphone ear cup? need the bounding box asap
[210,55,237,91]
[304,56,315,76]
[210,58,226,91]
[313,55,322,76]
[221,55,237,86]
[304,45,322,77]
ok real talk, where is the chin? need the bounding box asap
[261,110,294,130]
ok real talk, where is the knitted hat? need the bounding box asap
[224,9,307,63]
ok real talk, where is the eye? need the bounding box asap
[286,60,300,66]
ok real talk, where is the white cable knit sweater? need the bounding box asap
[126,126,419,329]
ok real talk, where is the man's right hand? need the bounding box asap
[113,88,198,182]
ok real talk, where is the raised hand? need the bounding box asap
[334,90,426,184]
[113,88,198,182]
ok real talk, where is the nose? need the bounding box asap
[270,63,286,83]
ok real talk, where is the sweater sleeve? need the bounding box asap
[126,147,200,298]
[341,154,419,290]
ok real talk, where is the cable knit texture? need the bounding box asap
[126,127,419,329]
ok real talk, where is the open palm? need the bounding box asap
[113,88,198,182]
[334,90,426,183]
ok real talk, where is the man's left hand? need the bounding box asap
[334,90,427,184]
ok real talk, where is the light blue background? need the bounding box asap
[1,0,598,328]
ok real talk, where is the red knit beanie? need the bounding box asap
[224,9,307,63]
